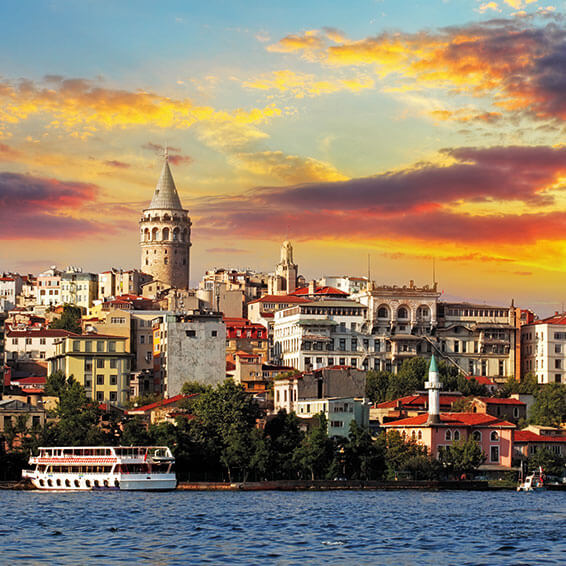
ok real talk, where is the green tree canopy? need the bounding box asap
[365,370,391,404]
[438,437,485,478]
[529,384,566,427]
[264,409,305,479]
[50,305,82,334]
[294,413,335,480]
[343,421,385,480]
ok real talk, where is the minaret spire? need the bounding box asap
[425,355,442,424]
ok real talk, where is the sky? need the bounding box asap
[1,0,566,315]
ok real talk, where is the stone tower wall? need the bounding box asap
[139,208,191,289]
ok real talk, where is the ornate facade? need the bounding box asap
[139,156,192,290]
[268,241,298,295]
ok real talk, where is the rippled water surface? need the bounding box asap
[1,490,565,565]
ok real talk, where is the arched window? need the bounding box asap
[173,227,180,241]
[163,214,171,221]
[162,227,170,241]
[377,306,389,319]
[151,227,159,241]
[397,306,409,319]
[411,431,416,440]
[472,430,481,442]
[453,430,460,441]
[417,430,422,440]
[182,228,188,242]
[490,431,499,442]
[417,305,430,321]
[445,430,452,441]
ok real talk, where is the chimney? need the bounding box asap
[425,355,442,424]
[308,280,316,296]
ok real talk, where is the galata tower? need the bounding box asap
[139,154,192,289]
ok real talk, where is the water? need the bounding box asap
[1,490,565,565]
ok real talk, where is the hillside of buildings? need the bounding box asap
[1,159,565,483]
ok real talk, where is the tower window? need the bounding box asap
[164,258,168,264]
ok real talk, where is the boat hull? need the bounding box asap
[23,471,177,491]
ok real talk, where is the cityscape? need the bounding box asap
[1,1,565,564]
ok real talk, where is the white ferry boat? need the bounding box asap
[22,446,177,491]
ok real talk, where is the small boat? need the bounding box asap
[22,446,177,491]
[517,466,545,492]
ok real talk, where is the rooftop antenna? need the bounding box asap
[432,257,436,286]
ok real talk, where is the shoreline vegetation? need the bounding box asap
[2,367,565,485]
[3,479,566,491]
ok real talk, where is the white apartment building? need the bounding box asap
[521,313,566,384]
[61,267,97,309]
[0,275,23,311]
[273,299,377,371]
[5,328,76,363]
[153,311,226,396]
[35,267,62,307]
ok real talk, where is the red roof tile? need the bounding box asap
[127,393,198,413]
[466,376,495,385]
[247,295,310,305]
[514,430,566,443]
[290,286,348,296]
[476,397,525,406]
[384,412,515,428]
[12,376,46,385]
[7,329,78,338]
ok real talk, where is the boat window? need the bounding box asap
[114,479,120,488]
[65,479,71,487]
[85,480,91,488]
[47,479,53,487]
[56,479,61,487]
[39,479,44,486]
[74,480,80,488]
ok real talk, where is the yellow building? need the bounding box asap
[48,334,132,406]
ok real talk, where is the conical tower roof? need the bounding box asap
[147,157,184,210]
[429,354,438,373]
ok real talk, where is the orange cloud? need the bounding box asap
[231,150,348,183]
[0,76,283,143]
[268,19,566,121]
[242,69,374,98]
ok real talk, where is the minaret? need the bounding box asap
[425,355,442,424]
[139,154,192,290]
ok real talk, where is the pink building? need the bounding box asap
[383,356,516,471]
[383,412,515,470]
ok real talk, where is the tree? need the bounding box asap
[343,421,385,480]
[294,413,335,480]
[527,447,565,477]
[121,416,152,446]
[365,370,391,404]
[49,375,104,445]
[181,381,213,395]
[387,357,429,400]
[383,430,430,479]
[264,410,305,479]
[529,384,566,427]
[438,437,485,478]
[50,305,82,334]
[497,373,538,397]
[190,380,263,481]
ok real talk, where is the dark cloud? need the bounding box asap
[241,145,566,214]
[142,142,192,166]
[191,145,566,247]
[104,160,130,169]
[0,172,112,240]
